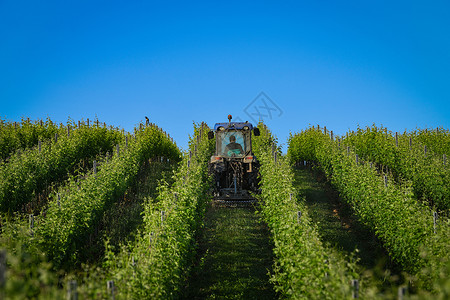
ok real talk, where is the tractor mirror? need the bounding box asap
[208,130,215,140]
[253,128,260,136]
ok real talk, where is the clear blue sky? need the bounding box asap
[1,1,449,150]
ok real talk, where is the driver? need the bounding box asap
[224,135,244,156]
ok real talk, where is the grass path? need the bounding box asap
[183,204,276,299]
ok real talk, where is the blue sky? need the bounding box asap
[1,1,449,151]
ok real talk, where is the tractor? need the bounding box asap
[208,115,260,201]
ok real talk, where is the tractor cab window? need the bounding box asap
[218,131,246,157]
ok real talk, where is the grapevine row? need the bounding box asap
[341,125,450,212]
[253,124,359,299]
[0,117,114,162]
[0,117,63,161]
[288,126,450,291]
[0,123,181,298]
[98,123,214,298]
[412,127,450,157]
[35,125,180,269]
[0,125,123,214]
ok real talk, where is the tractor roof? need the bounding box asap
[214,122,254,131]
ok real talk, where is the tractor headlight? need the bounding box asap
[243,126,249,130]
[218,126,225,131]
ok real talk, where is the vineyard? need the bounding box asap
[0,118,449,299]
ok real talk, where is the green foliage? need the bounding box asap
[101,122,214,299]
[341,125,450,212]
[0,122,123,214]
[254,124,358,299]
[0,221,64,299]
[35,125,180,269]
[289,126,450,292]
[0,117,65,161]
[0,122,181,299]
[413,127,450,157]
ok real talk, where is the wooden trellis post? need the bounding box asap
[398,286,407,300]
[107,280,115,300]
[149,232,154,248]
[0,250,6,288]
[351,279,359,298]
[433,211,438,234]
[67,280,78,300]
[29,214,34,237]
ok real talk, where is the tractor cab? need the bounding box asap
[213,122,255,157]
[208,115,260,201]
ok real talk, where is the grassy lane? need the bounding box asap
[183,205,276,299]
[293,165,404,292]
